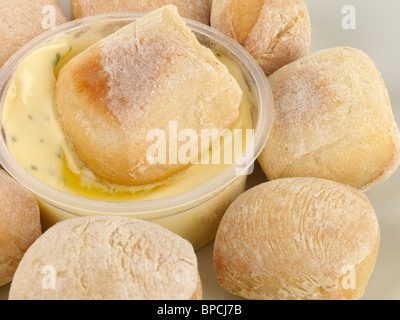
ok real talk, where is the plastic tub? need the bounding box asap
[0,13,274,250]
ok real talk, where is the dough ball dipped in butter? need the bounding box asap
[211,0,311,75]
[70,0,213,25]
[55,5,242,186]
[214,178,380,300]
[0,169,42,286]
[0,0,68,68]
[259,47,400,190]
[9,216,202,300]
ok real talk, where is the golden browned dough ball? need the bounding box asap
[0,0,68,68]
[258,47,400,190]
[70,0,213,25]
[9,216,202,300]
[55,6,242,186]
[0,170,42,286]
[214,178,380,300]
[211,0,311,75]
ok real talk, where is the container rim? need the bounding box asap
[0,12,274,215]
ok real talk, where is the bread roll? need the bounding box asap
[0,0,68,68]
[55,5,242,186]
[214,177,380,300]
[9,216,202,300]
[70,0,213,25]
[211,0,311,75]
[0,170,42,286]
[258,47,400,190]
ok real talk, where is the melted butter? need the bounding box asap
[2,34,254,202]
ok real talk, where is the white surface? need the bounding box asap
[1,0,400,300]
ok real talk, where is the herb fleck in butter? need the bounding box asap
[53,53,61,66]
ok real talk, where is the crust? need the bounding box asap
[0,170,42,286]
[211,0,311,75]
[258,47,400,190]
[190,275,203,300]
[70,0,213,25]
[0,0,68,68]
[214,178,380,300]
[339,231,380,300]
[9,216,201,300]
[56,5,242,186]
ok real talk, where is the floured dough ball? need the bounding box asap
[0,170,42,286]
[9,216,202,300]
[0,0,68,68]
[56,5,242,186]
[259,47,400,190]
[70,0,213,25]
[211,0,311,75]
[214,178,380,300]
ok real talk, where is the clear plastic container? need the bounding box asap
[0,13,274,250]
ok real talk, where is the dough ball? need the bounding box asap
[70,0,213,25]
[211,0,311,75]
[258,47,400,190]
[0,169,42,286]
[9,216,201,300]
[214,177,380,300]
[55,6,241,186]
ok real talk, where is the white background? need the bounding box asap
[1,0,400,300]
